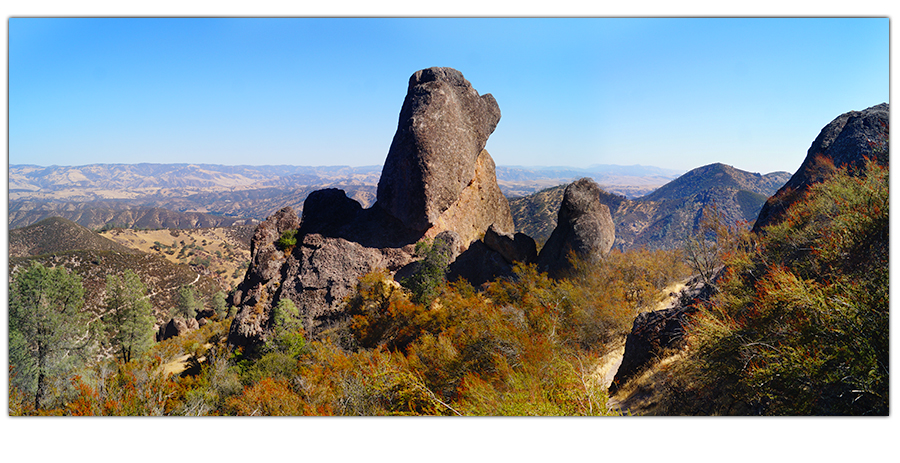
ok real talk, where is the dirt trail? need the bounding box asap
[160,354,193,376]
[159,342,212,376]
[589,280,690,413]
[592,341,625,390]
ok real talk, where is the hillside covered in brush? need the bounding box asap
[8,203,255,231]
[9,216,139,257]
[9,217,225,323]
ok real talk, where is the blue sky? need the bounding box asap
[8,17,889,174]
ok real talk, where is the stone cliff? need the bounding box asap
[377,67,506,236]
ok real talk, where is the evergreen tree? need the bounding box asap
[9,262,92,410]
[401,237,454,305]
[211,291,228,319]
[103,270,156,363]
[266,299,305,357]
[172,285,201,319]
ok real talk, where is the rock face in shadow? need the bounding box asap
[753,103,889,233]
[483,223,537,265]
[608,273,718,395]
[377,67,504,234]
[536,177,615,277]
[157,316,200,342]
[228,67,515,348]
[608,307,694,396]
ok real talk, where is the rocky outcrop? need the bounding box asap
[377,67,504,234]
[228,207,300,313]
[753,103,889,232]
[483,224,537,265]
[423,149,515,245]
[157,316,200,342]
[229,201,421,347]
[228,67,517,348]
[536,178,615,277]
[608,307,695,396]
[249,207,300,283]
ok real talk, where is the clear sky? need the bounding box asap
[8,17,889,174]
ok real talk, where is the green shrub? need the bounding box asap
[275,229,298,251]
[400,237,453,305]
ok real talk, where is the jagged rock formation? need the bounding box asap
[536,178,615,277]
[753,103,889,232]
[228,67,519,347]
[227,200,421,347]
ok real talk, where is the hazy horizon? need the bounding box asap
[9,160,690,173]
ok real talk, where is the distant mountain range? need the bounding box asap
[8,163,684,230]
[495,164,682,198]
[510,163,792,250]
[9,163,383,193]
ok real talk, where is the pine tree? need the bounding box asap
[172,285,201,320]
[103,270,156,364]
[9,262,92,410]
[211,291,228,319]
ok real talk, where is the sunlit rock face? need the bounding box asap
[377,67,505,234]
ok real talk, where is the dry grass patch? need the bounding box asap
[102,227,251,288]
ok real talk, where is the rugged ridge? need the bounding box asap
[510,163,791,250]
[9,216,139,257]
[753,103,889,232]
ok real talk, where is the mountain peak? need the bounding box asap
[639,163,787,203]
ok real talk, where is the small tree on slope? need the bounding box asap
[103,270,156,364]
